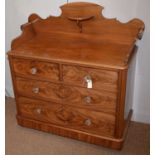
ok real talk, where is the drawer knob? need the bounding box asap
[84,118,92,126]
[84,75,92,89]
[36,108,42,114]
[84,96,92,104]
[30,67,37,75]
[32,87,39,94]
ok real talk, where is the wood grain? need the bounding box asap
[7,2,144,149]
[115,70,128,138]
[63,65,118,92]
[17,97,116,137]
[15,77,116,114]
[13,58,60,81]
[8,2,144,70]
[11,22,35,50]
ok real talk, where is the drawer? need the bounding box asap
[62,65,118,92]
[16,77,62,103]
[12,58,59,81]
[17,97,116,137]
[16,78,116,114]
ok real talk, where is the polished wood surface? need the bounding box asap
[18,97,115,137]
[16,77,117,114]
[17,115,123,149]
[8,2,144,149]
[63,65,118,92]
[13,58,59,81]
[8,2,144,69]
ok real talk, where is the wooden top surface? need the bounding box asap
[8,2,144,70]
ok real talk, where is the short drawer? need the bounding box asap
[16,78,116,114]
[62,65,118,92]
[12,58,59,81]
[16,77,62,103]
[17,97,116,137]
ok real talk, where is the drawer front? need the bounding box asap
[18,97,116,137]
[12,58,59,81]
[16,78,116,113]
[62,65,118,92]
[16,77,61,103]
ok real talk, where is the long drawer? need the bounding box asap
[15,77,117,113]
[63,65,118,92]
[17,97,116,137]
[12,58,60,81]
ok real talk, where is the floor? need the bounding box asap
[6,97,150,155]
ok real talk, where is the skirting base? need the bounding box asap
[17,110,133,150]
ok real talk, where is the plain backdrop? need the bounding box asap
[5,0,150,123]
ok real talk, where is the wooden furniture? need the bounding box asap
[8,2,144,149]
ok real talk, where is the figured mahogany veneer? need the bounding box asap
[16,77,116,114]
[63,65,118,92]
[18,97,115,137]
[13,58,59,81]
[8,2,144,149]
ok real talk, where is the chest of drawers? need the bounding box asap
[8,2,144,149]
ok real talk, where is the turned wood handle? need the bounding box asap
[68,16,94,22]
